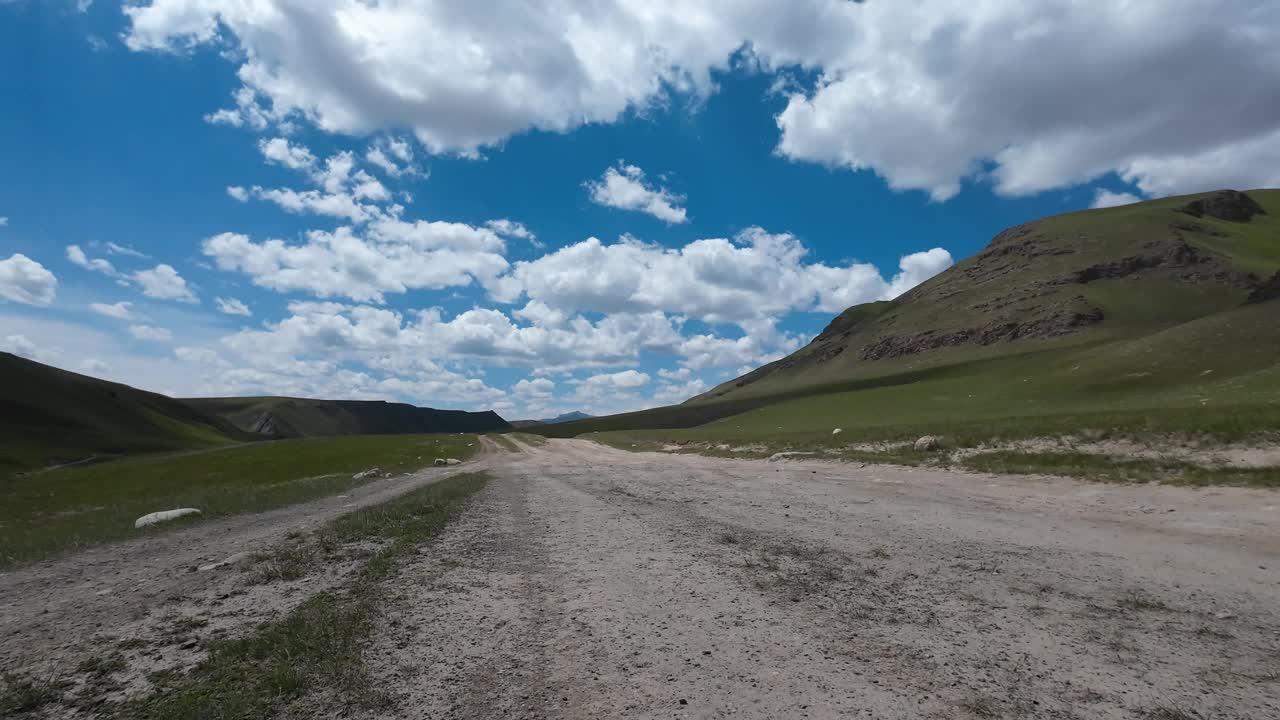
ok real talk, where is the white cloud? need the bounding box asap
[89,301,135,319]
[133,264,198,303]
[203,220,508,303]
[1,334,40,360]
[485,219,536,242]
[1091,189,1143,209]
[76,0,93,12]
[365,138,418,177]
[123,1,1276,200]
[774,1,1280,200]
[227,186,249,202]
[0,254,58,306]
[129,324,173,342]
[80,358,109,374]
[491,229,951,325]
[653,377,708,405]
[0,217,8,226]
[587,163,687,223]
[66,245,120,277]
[259,137,316,170]
[104,242,148,258]
[215,296,252,316]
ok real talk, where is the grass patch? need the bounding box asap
[0,434,478,569]
[960,450,1280,487]
[1,672,73,716]
[116,471,489,720]
[509,432,548,447]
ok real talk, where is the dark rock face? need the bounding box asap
[1070,238,1211,283]
[1182,190,1266,223]
[1246,271,1280,304]
[859,298,1104,361]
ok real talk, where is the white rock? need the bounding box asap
[434,458,447,466]
[832,428,843,435]
[352,467,381,480]
[914,435,942,451]
[197,551,250,572]
[446,458,462,465]
[134,508,201,529]
[768,452,817,462]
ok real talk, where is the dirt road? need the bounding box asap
[4,438,1278,718]
[369,438,1279,719]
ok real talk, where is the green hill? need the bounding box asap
[530,189,1280,442]
[0,352,249,474]
[185,396,511,438]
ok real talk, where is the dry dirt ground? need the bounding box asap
[4,437,1279,718]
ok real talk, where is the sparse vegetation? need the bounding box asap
[962,450,1280,487]
[116,471,489,719]
[0,434,479,569]
[486,433,520,452]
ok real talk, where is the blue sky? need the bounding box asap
[2,1,1278,418]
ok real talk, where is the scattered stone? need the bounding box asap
[768,452,817,462]
[914,436,942,451]
[832,428,843,435]
[197,551,250,572]
[446,458,462,465]
[352,467,381,480]
[134,508,201,529]
[434,458,447,466]
[1215,611,1236,620]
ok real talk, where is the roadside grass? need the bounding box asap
[115,471,490,720]
[0,434,478,569]
[486,434,521,453]
[509,432,548,447]
[961,450,1280,488]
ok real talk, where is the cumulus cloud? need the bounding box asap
[485,219,537,243]
[490,229,951,325]
[104,242,148,258]
[66,245,120,277]
[203,220,509,303]
[125,1,1280,200]
[129,324,173,341]
[89,301,135,319]
[587,163,688,223]
[0,254,58,306]
[0,217,8,226]
[215,296,252,316]
[1091,189,1143,209]
[775,1,1280,200]
[133,264,197,303]
[259,137,317,170]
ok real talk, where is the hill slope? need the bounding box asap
[185,396,511,438]
[0,352,248,473]
[531,189,1280,440]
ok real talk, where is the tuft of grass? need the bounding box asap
[118,471,489,720]
[1117,589,1170,612]
[0,434,479,569]
[716,532,740,545]
[1,672,72,716]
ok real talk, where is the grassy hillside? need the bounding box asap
[186,396,510,438]
[0,433,479,568]
[0,353,248,475]
[530,189,1280,444]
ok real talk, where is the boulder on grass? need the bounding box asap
[135,508,201,529]
[352,467,381,480]
[446,458,462,465]
[434,458,447,466]
[914,435,942,451]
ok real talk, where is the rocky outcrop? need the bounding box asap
[1181,190,1266,223]
[859,298,1104,361]
[1246,271,1280,304]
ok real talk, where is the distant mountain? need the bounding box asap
[525,188,1280,438]
[509,410,595,428]
[0,353,511,474]
[186,396,511,438]
[0,352,249,474]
